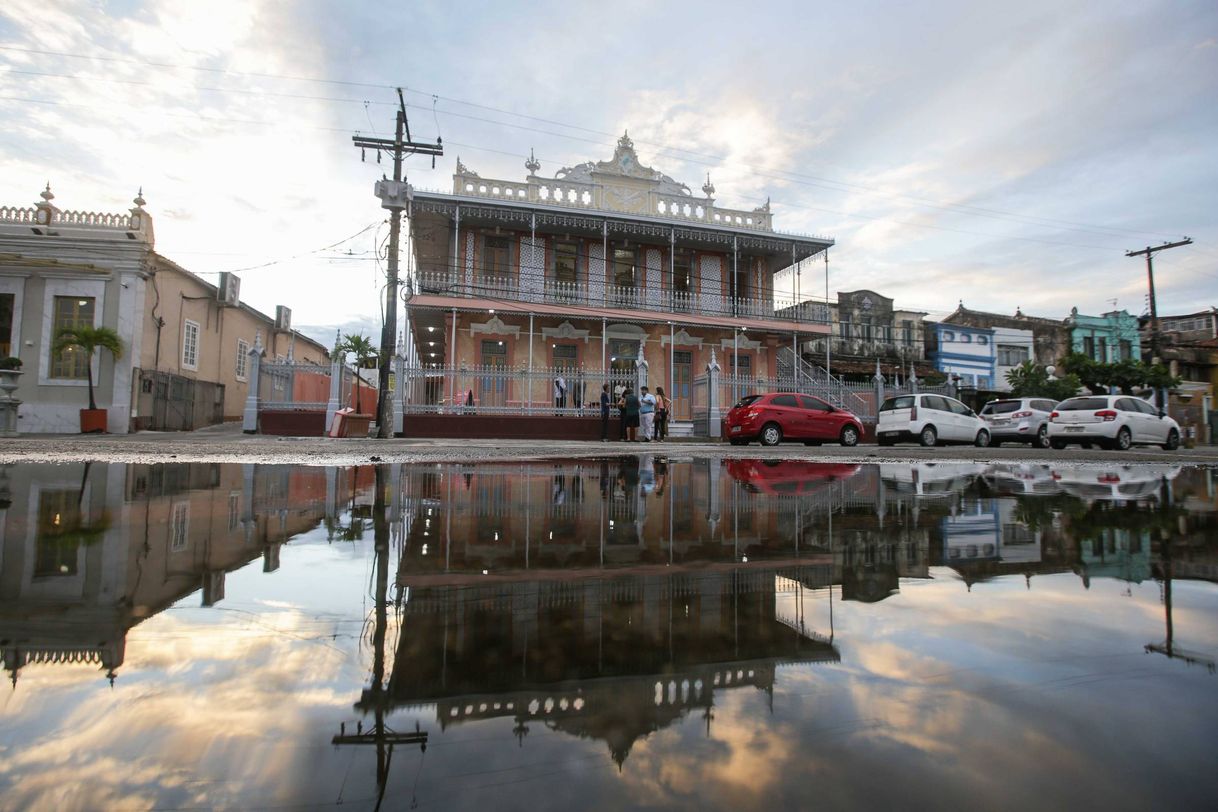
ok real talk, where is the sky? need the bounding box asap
[2,0,1216,343]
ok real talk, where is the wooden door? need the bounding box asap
[673,351,692,420]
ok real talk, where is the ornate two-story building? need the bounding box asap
[403,134,832,430]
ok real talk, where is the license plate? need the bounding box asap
[990,419,1009,426]
[1065,426,1084,432]
[730,426,741,433]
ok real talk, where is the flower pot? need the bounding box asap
[80,408,108,433]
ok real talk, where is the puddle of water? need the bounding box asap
[0,458,1216,811]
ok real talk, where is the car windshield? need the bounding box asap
[733,395,762,409]
[982,401,1021,415]
[1058,397,1110,411]
[880,396,914,411]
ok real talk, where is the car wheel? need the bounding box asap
[1115,427,1132,451]
[760,423,783,447]
[1162,429,1180,451]
[1050,439,1066,450]
[919,425,938,447]
[840,425,860,447]
[1035,425,1050,449]
[975,429,990,448]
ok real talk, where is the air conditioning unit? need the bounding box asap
[374,179,412,210]
[217,272,241,306]
[275,305,292,331]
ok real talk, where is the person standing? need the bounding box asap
[554,375,567,414]
[654,386,671,440]
[623,387,640,442]
[639,386,656,442]
[599,383,611,442]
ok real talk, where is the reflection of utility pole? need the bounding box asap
[1144,477,1215,672]
[333,466,428,810]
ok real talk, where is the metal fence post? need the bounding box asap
[635,352,650,397]
[873,359,885,416]
[241,331,265,433]
[707,350,721,439]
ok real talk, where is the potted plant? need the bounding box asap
[51,325,123,433]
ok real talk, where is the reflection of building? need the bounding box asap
[0,462,330,686]
[384,570,838,767]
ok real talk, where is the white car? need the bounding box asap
[979,397,1058,448]
[1047,395,1181,451]
[876,393,991,447]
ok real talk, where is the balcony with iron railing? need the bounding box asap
[412,268,830,326]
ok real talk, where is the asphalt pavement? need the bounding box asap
[1,422,1215,466]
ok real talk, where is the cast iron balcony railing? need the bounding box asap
[413,269,829,325]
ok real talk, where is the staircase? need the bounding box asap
[776,348,872,418]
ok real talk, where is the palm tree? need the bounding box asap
[338,332,377,413]
[52,325,123,411]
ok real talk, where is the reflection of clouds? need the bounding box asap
[0,609,355,812]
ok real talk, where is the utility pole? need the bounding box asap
[353,89,443,438]
[1126,237,1191,408]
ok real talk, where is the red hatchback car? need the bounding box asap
[724,392,864,447]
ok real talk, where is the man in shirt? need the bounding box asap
[639,386,656,442]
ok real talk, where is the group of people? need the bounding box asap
[600,382,672,442]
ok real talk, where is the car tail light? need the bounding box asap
[1049,411,1059,421]
[1097,473,1120,483]
[1096,410,1118,422]
[910,404,917,421]
[1012,411,1033,418]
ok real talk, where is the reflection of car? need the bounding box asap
[980,397,1057,448]
[982,463,1058,495]
[877,393,990,447]
[1050,464,1181,501]
[878,462,986,497]
[1047,395,1181,450]
[724,392,863,447]
[726,459,861,494]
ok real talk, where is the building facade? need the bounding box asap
[0,186,326,433]
[800,289,931,380]
[941,304,1070,371]
[403,134,832,429]
[1066,308,1141,362]
[926,321,997,389]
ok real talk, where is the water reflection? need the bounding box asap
[0,458,1216,809]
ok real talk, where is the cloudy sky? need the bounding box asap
[2,0,1216,340]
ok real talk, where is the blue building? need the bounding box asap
[927,322,996,389]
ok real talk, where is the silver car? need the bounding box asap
[979,397,1057,448]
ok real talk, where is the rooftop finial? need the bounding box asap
[39,182,54,203]
[525,148,540,175]
[702,173,715,198]
[618,130,633,150]
[133,187,146,208]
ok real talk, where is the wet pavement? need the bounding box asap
[1,458,1216,811]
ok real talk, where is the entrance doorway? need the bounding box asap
[479,340,507,408]
[673,350,692,419]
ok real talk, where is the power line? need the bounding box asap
[0,45,1186,242]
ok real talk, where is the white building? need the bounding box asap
[991,326,1035,392]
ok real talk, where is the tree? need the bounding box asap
[1060,352,1107,394]
[1004,361,1081,401]
[51,325,123,410]
[338,332,377,413]
[1060,353,1180,395]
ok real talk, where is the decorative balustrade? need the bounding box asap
[452,171,775,231]
[414,268,828,325]
[0,205,140,230]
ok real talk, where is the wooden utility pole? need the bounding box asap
[1126,238,1192,364]
[353,89,443,437]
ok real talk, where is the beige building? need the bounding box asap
[0,186,326,433]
